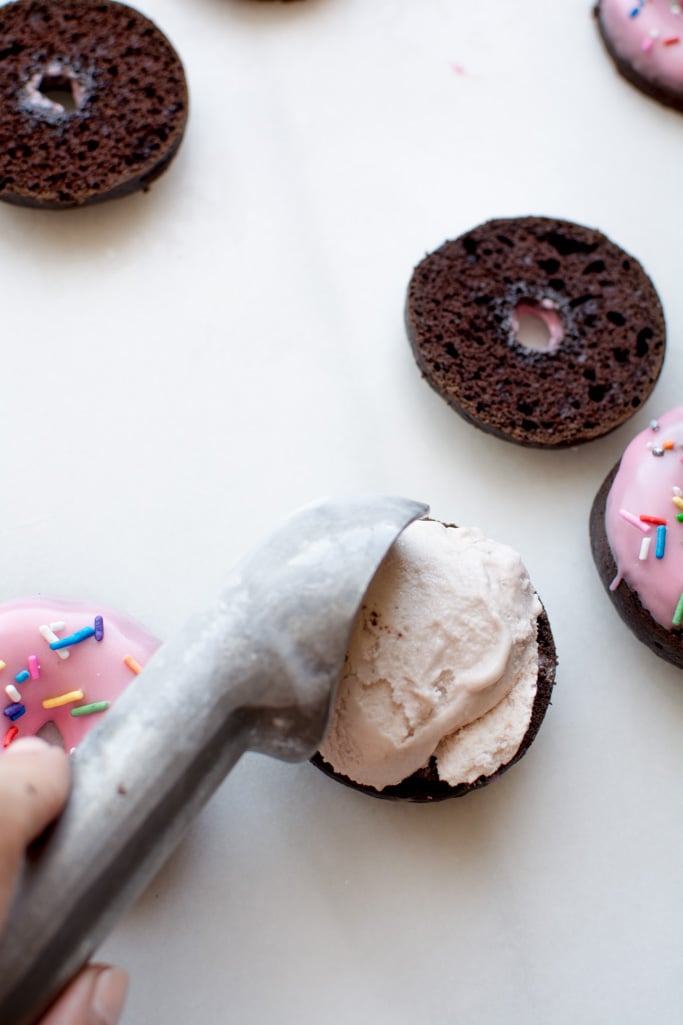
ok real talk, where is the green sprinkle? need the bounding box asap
[677,513,683,522]
[71,701,110,717]
[672,592,683,628]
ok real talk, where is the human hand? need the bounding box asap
[0,738,129,1025]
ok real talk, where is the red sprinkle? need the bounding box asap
[640,515,668,525]
[663,36,680,45]
[3,725,19,748]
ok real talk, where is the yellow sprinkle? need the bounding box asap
[672,496,683,511]
[0,661,5,672]
[123,655,142,675]
[42,689,85,709]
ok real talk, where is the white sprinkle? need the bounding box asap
[639,537,652,561]
[650,27,661,38]
[5,684,21,703]
[39,624,70,661]
[49,621,65,632]
[673,486,682,497]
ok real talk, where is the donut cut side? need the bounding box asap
[0,0,188,208]
[405,217,666,449]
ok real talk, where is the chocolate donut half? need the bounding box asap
[0,0,188,208]
[405,217,666,448]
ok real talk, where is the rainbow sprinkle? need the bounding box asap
[49,625,95,651]
[673,592,683,627]
[619,508,651,532]
[3,703,25,722]
[40,624,70,660]
[42,689,85,710]
[71,701,110,717]
[2,726,18,748]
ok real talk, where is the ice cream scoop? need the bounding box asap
[0,494,426,1025]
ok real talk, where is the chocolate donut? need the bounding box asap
[0,0,188,208]
[595,0,683,113]
[405,217,666,448]
[590,408,683,670]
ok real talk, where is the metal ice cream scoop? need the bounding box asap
[0,494,427,1025]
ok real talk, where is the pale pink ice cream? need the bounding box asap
[319,520,541,790]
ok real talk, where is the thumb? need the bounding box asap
[0,738,70,931]
[39,964,129,1025]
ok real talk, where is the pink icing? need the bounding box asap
[0,598,159,753]
[600,0,683,92]
[605,407,683,628]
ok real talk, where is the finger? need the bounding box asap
[0,738,70,930]
[39,964,129,1025]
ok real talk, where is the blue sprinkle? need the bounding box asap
[50,625,96,650]
[3,703,25,721]
[14,669,30,684]
[94,615,104,642]
[656,524,667,559]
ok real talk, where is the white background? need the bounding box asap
[2,0,682,1022]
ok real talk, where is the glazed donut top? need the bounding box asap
[599,0,683,92]
[605,408,683,629]
[1,598,159,753]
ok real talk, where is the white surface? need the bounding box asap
[2,0,682,1022]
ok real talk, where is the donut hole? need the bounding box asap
[22,63,88,119]
[35,720,66,750]
[512,301,564,353]
[38,74,78,113]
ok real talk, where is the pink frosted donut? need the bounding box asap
[591,408,683,668]
[595,0,683,112]
[0,598,159,752]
